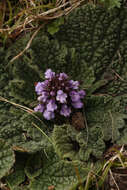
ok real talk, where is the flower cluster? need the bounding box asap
[34,69,86,120]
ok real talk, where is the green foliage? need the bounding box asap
[52,124,105,162]
[29,147,86,190]
[52,95,127,181]
[52,95,127,162]
[5,5,127,104]
[0,48,9,98]
[0,106,52,153]
[85,95,127,143]
[6,160,25,190]
[0,0,122,46]
[99,0,122,9]
[24,152,43,179]
[47,17,65,35]
[4,146,88,190]
[1,3,127,189]
[5,152,42,190]
[0,140,15,179]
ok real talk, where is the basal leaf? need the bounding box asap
[24,152,43,179]
[5,152,28,189]
[0,140,15,179]
[52,124,105,163]
[6,169,25,190]
[29,147,86,190]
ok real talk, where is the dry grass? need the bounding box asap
[0,0,90,43]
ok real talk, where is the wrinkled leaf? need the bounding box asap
[0,140,15,178]
[29,147,86,190]
[25,152,43,179]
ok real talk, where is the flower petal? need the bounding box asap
[60,104,71,117]
[43,110,55,120]
[72,101,83,108]
[45,69,55,79]
[46,99,57,112]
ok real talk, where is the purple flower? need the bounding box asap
[34,69,85,120]
[38,91,49,102]
[50,91,55,96]
[69,80,79,90]
[60,104,71,117]
[79,90,86,99]
[42,80,49,88]
[43,110,55,120]
[46,99,57,112]
[72,101,83,109]
[34,104,45,112]
[56,90,67,103]
[35,82,44,95]
[45,69,55,79]
[59,73,68,80]
[69,91,80,102]
[35,81,49,95]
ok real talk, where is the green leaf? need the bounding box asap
[52,124,105,162]
[117,128,127,145]
[0,140,15,178]
[29,147,86,190]
[85,96,127,143]
[5,152,28,190]
[47,17,64,35]
[6,170,25,190]
[98,162,113,188]
[1,4,127,185]
[52,124,80,160]
[47,25,59,35]
[4,5,127,105]
[99,0,121,9]
[102,112,127,142]
[0,108,52,153]
[12,186,30,190]
[24,152,43,179]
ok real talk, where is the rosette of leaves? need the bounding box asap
[5,151,43,189]
[52,124,105,162]
[29,146,88,190]
[5,152,26,189]
[0,107,52,153]
[56,4,127,94]
[4,4,127,106]
[4,145,88,190]
[1,3,127,187]
[52,95,127,165]
[85,95,127,142]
